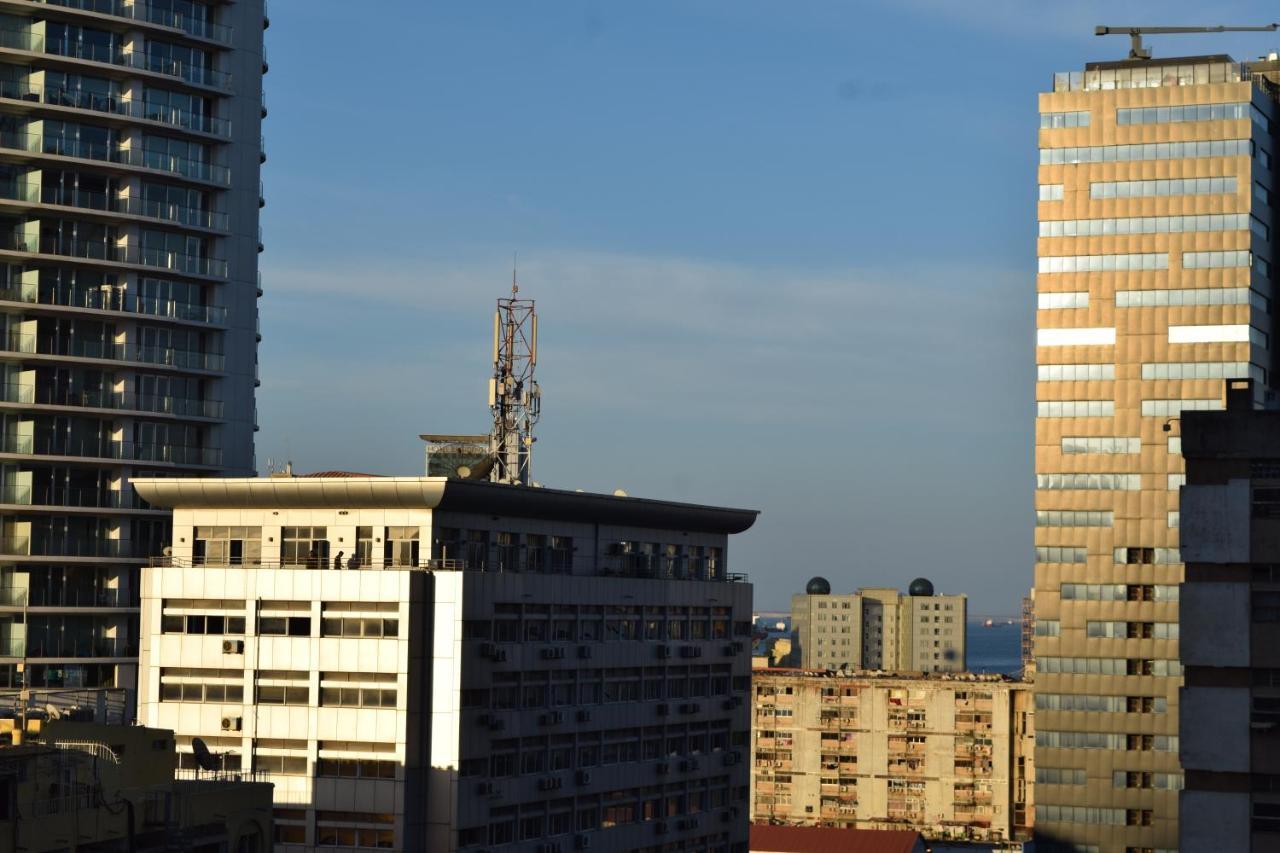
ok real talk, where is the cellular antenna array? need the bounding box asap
[489,279,540,485]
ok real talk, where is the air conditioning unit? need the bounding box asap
[575,770,592,786]
[577,645,592,660]
[479,642,495,657]
[573,834,591,850]
[687,758,700,771]
[722,644,736,657]
[656,703,670,717]
[220,716,242,732]
[476,781,496,796]
[656,761,670,775]
[680,703,700,714]
[540,711,564,726]
[680,645,702,659]
[657,645,672,659]
[655,821,669,835]
[492,649,508,663]
[731,640,745,654]
[221,639,243,654]
[541,647,565,660]
[537,777,562,791]
[576,709,592,723]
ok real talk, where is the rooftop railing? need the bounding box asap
[1051,60,1246,92]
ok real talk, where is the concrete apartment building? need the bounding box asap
[0,0,266,706]
[749,669,1033,845]
[1178,378,1280,851]
[790,578,967,673]
[132,472,758,853]
[1034,52,1280,851]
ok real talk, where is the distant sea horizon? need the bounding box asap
[966,618,1023,676]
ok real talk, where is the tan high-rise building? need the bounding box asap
[749,669,1034,844]
[790,577,966,673]
[1034,53,1280,851]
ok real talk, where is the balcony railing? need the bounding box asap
[3,23,234,88]
[0,182,230,231]
[0,233,229,278]
[0,129,231,185]
[152,556,471,571]
[0,585,133,607]
[0,78,231,137]
[0,382,224,419]
[38,0,235,45]
[0,482,154,509]
[0,433,223,467]
[23,635,138,658]
[0,534,136,558]
[0,329,226,371]
[0,284,227,325]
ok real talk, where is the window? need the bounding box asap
[1040,211,1251,237]
[1113,548,1180,565]
[1142,361,1259,380]
[274,809,307,845]
[1039,139,1251,167]
[1036,546,1087,564]
[1116,102,1251,125]
[282,527,328,568]
[1034,620,1060,636]
[355,526,376,567]
[1168,324,1267,346]
[1091,177,1236,198]
[257,601,311,637]
[316,758,397,779]
[1039,184,1065,201]
[315,812,394,849]
[1036,400,1115,417]
[193,526,261,565]
[1060,436,1140,454]
[384,526,419,567]
[253,754,308,775]
[1037,327,1117,347]
[319,672,398,708]
[1037,473,1140,490]
[160,667,243,703]
[160,599,245,635]
[1037,363,1114,381]
[1039,254,1166,273]
[321,602,399,638]
[1120,289,1263,309]
[1037,767,1086,784]
[1036,510,1113,527]
[1142,399,1225,417]
[1060,584,1127,601]
[1041,111,1090,128]
[1252,590,1280,622]
[1183,250,1252,269]
[1037,693,1166,713]
[256,671,309,705]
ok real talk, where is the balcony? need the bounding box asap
[22,634,137,659]
[38,0,235,45]
[0,232,229,278]
[0,482,155,511]
[0,585,134,607]
[0,182,229,231]
[0,25,232,89]
[0,329,226,372]
[0,285,227,326]
[0,78,231,138]
[0,129,231,185]
[0,433,222,467]
[0,533,134,558]
[0,381,223,419]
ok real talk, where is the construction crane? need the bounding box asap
[1096,25,1278,60]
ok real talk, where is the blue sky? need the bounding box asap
[258,1,1274,614]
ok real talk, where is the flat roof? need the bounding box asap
[131,476,759,534]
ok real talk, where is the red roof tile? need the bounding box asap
[750,824,923,853]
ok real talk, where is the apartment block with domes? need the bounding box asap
[789,578,966,673]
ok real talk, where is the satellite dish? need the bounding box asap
[162,546,173,557]
[191,737,220,772]
[613,489,628,497]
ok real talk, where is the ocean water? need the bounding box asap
[966,620,1023,675]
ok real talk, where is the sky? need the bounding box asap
[257,1,1277,616]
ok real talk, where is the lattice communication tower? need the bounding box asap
[489,283,540,485]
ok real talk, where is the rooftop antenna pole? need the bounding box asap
[1096,24,1279,60]
[488,263,540,485]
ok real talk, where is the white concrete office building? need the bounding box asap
[133,473,758,853]
[0,0,267,704]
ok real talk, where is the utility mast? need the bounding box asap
[1096,24,1278,60]
[489,280,540,485]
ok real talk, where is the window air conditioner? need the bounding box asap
[220,716,242,731]
[221,639,243,654]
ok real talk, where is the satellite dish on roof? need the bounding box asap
[191,737,220,772]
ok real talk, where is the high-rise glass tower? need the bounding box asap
[0,0,265,709]
[1035,53,1279,851]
